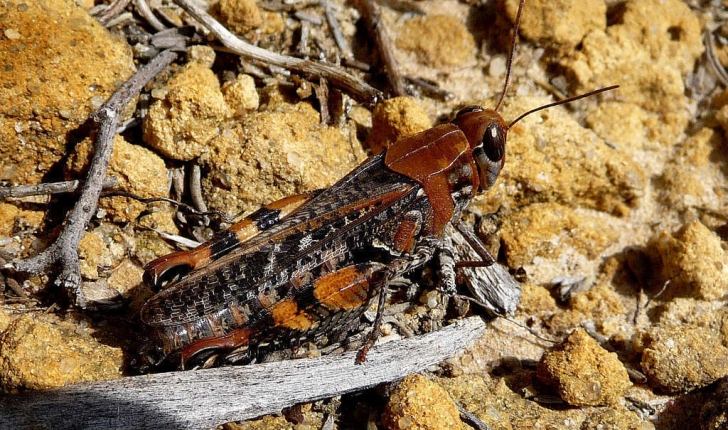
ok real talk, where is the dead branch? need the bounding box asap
[456,401,493,430]
[355,0,406,97]
[135,0,167,32]
[315,77,331,124]
[0,316,486,430]
[4,50,178,308]
[96,0,131,24]
[0,177,118,201]
[323,1,352,59]
[188,164,208,214]
[102,190,235,224]
[259,0,322,13]
[172,0,382,104]
[404,75,455,101]
[705,29,728,87]
[378,0,425,15]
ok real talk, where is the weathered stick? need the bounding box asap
[355,0,406,97]
[5,50,178,308]
[0,317,486,430]
[0,177,118,201]
[705,30,728,87]
[172,0,382,104]
[96,0,131,24]
[135,0,167,32]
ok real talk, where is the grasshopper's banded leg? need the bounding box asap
[436,240,459,296]
[179,327,255,369]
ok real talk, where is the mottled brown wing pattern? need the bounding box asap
[140,154,440,363]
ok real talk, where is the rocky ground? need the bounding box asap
[1,0,728,428]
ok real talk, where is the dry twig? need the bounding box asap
[297,19,312,56]
[0,177,118,201]
[0,317,486,430]
[96,0,131,24]
[315,77,331,124]
[172,0,382,104]
[323,2,352,59]
[404,75,454,101]
[259,0,321,13]
[705,29,728,87]
[378,0,425,14]
[135,0,167,32]
[188,164,208,214]
[4,50,178,308]
[456,402,493,430]
[101,190,235,224]
[355,0,406,97]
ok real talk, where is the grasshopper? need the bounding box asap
[140,0,616,368]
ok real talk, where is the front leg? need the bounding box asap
[437,223,521,315]
[357,237,441,363]
[355,271,391,363]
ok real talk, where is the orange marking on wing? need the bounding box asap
[179,327,253,366]
[270,299,315,331]
[230,193,314,242]
[145,193,317,287]
[264,193,315,212]
[314,266,373,311]
[230,219,258,242]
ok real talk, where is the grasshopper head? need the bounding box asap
[451,106,508,193]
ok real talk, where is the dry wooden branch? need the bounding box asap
[172,0,382,104]
[188,164,208,214]
[315,77,331,124]
[0,177,118,201]
[4,50,178,308]
[323,1,352,59]
[404,75,455,101]
[705,30,728,87]
[259,0,322,13]
[97,0,131,24]
[135,0,167,32]
[355,0,406,97]
[456,401,493,430]
[0,317,487,430]
[378,0,425,15]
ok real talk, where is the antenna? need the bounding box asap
[494,0,618,123]
[494,0,526,112]
[507,85,620,128]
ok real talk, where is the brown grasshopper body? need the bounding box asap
[141,107,511,367]
[140,0,615,368]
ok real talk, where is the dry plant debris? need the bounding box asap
[0,0,727,429]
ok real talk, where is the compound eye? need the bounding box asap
[482,122,506,161]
